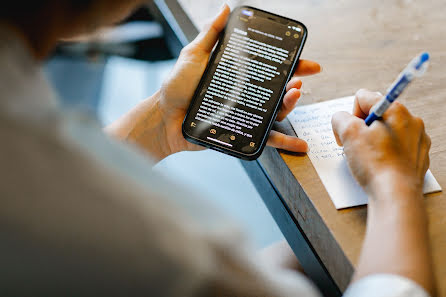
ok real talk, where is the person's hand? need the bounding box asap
[157,4,321,156]
[335,90,435,294]
[331,89,431,197]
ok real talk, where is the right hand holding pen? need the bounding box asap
[331,89,431,198]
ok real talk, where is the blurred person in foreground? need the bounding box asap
[0,1,434,296]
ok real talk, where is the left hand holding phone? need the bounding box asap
[160,4,321,156]
[107,4,321,161]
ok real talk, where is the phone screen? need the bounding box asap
[183,7,307,159]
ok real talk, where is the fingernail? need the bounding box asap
[219,3,228,12]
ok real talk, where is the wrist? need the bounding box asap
[366,170,427,236]
[124,91,173,161]
[366,170,424,207]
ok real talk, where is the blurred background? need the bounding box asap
[44,0,283,248]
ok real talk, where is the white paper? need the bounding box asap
[288,96,442,209]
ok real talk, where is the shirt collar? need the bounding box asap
[0,25,59,121]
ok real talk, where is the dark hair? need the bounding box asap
[0,1,94,19]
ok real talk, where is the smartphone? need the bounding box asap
[182,6,307,160]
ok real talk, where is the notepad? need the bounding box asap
[288,96,442,209]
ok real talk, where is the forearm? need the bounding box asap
[353,173,435,295]
[105,91,171,161]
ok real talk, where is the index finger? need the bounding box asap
[292,60,322,77]
[332,111,365,146]
[353,89,383,119]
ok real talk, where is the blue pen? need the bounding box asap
[365,52,430,126]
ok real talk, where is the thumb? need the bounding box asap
[189,4,230,53]
[331,111,365,146]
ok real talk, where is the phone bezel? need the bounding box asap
[182,6,308,161]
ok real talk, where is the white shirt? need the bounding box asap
[0,26,430,297]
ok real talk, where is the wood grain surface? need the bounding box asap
[180,0,446,293]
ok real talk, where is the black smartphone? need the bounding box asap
[182,6,307,160]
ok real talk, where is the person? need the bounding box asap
[0,1,434,296]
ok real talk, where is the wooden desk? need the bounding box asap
[177,0,446,295]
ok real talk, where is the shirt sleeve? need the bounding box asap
[0,114,324,297]
[343,274,430,297]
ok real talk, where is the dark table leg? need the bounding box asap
[146,0,199,54]
[242,159,341,297]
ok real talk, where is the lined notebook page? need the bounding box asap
[288,96,442,209]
